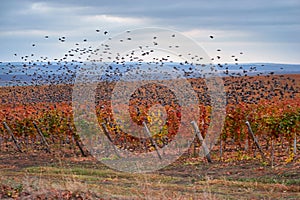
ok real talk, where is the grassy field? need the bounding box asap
[0,150,299,199]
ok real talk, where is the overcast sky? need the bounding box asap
[0,0,299,64]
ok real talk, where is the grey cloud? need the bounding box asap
[2,0,299,29]
[0,0,299,63]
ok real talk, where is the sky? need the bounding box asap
[0,0,299,64]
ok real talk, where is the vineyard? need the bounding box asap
[0,74,300,199]
[1,75,299,159]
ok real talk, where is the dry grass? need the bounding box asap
[1,161,299,199]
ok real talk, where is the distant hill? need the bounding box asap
[0,62,299,86]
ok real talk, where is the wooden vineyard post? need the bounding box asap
[101,123,121,158]
[2,122,23,153]
[68,125,87,157]
[33,122,50,153]
[294,132,297,154]
[245,121,266,162]
[143,121,162,160]
[193,139,198,157]
[191,121,212,163]
[220,138,223,160]
[245,137,249,151]
[271,139,274,168]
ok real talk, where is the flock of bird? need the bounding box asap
[0,28,299,156]
[0,29,299,107]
